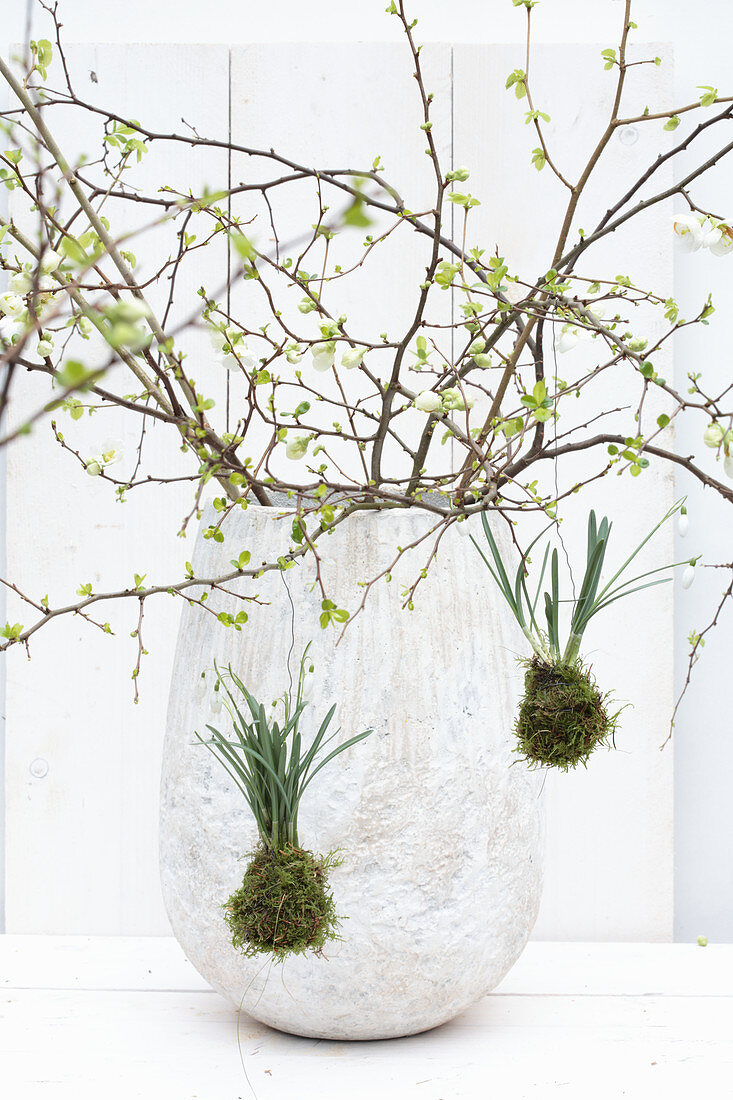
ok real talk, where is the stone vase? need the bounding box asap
[160,505,544,1040]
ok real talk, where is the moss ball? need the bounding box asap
[223,844,339,959]
[515,657,617,771]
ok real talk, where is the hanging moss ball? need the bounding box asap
[515,657,617,771]
[223,844,340,959]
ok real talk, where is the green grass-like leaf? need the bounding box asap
[471,500,687,668]
[195,645,372,851]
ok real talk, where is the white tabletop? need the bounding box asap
[2,936,731,1099]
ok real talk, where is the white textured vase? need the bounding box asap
[160,505,544,1040]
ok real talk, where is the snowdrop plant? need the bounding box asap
[195,647,372,957]
[0,0,730,738]
[471,500,698,769]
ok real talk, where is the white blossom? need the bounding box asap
[112,299,150,323]
[672,212,706,253]
[556,326,580,354]
[100,440,123,466]
[40,250,62,274]
[341,346,365,370]
[503,280,525,305]
[454,517,476,537]
[36,337,54,358]
[414,390,442,414]
[0,293,24,318]
[627,337,648,353]
[709,224,733,257]
[222,344,258,372]
[311,341,335,372]
[39,295,59,324]
[672,212,733,256]
[0,316,25,345]
[239,345,258,370]
[9,271,32,295]
[678,511,689,538]
[86,441,123,475]
[209,325,258,371]
[704,422,724,448]
[285,435,309,460]
[724,453,733,480]
[209,326,227,353]
[681,564,696,590]
[701,225,723,250]
[209,690,223,715]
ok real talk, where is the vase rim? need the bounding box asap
[202,499,459,523]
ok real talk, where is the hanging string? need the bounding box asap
[280,568,296,702]
[551,325,576,602]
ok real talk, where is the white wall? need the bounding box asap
[0,0,669,49]
[1,0,731,942]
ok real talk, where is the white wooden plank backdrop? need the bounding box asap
[452,43,675,941]
[4,44,231,935]
[3,43,675,938]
